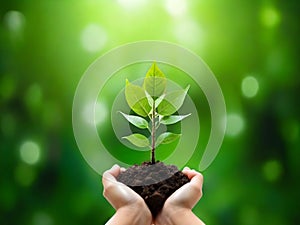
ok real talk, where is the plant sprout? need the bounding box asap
[120,62,191,164]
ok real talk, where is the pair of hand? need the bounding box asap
[102,164,205,225]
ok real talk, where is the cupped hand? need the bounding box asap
[155,167,204,225]
[102,164,149,212]
[103,165,204,225]
[165,167,203,209]
[102,165,152,224]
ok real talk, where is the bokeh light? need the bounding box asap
[241,76,259,98]
[174,19,204,48]
[262,159,283,182]
[261,6,281,28]
[80,24,108,53]
[165,0,188,17]
[24,83,43,110]
[32,212,54,225]
[239,206,259,225]
[19,141,41,165]
[226,113,245,137]
[3,10,25,32]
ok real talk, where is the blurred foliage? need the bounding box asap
[0,0,299,224]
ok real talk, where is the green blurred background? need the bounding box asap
[1,0,299,224]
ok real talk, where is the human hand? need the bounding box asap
[102,164,152,225]
[155,167,205,225]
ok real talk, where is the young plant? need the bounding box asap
[120,62,191,164]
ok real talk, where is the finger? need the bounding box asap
[189,171,203,186]
[102,165,120,187]
[183,166,190,172]
[174,168,204,203]
[182,166,196,176]
[168,180,203,209]
[102,167,124,208]
[182,168,203,182]
[109,164,121,177]
[182,167,204,193]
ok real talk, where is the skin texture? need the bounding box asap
[102,165,152,225]
[102,165,205,225]
[154,167,205,225]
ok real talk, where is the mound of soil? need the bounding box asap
[117,162,190,217]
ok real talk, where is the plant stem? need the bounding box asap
[151,100,156,164]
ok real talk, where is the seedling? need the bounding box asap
[120,62,191,164]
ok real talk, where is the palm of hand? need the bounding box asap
[103,165,203,225]
[102,165,148,210]
[155,168,203,224]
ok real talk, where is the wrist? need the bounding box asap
[158,207,189,225]
[114,201,151,225]
[121,207,151,224]
[157,207,205,225]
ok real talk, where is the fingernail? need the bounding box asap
[112,164,119,169]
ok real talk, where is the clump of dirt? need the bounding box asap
[117,161,190,217]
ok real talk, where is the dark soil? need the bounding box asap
[117,161,190,217]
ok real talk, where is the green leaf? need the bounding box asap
[157,85,190,116]
[125,79,151,117]
[160,113,191,125]
[154,94,165,108]
[145,91,154,107]
[119,111,149,129]
[122,133,150,148]
[156,132,181,146]
[143,62,166,98]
